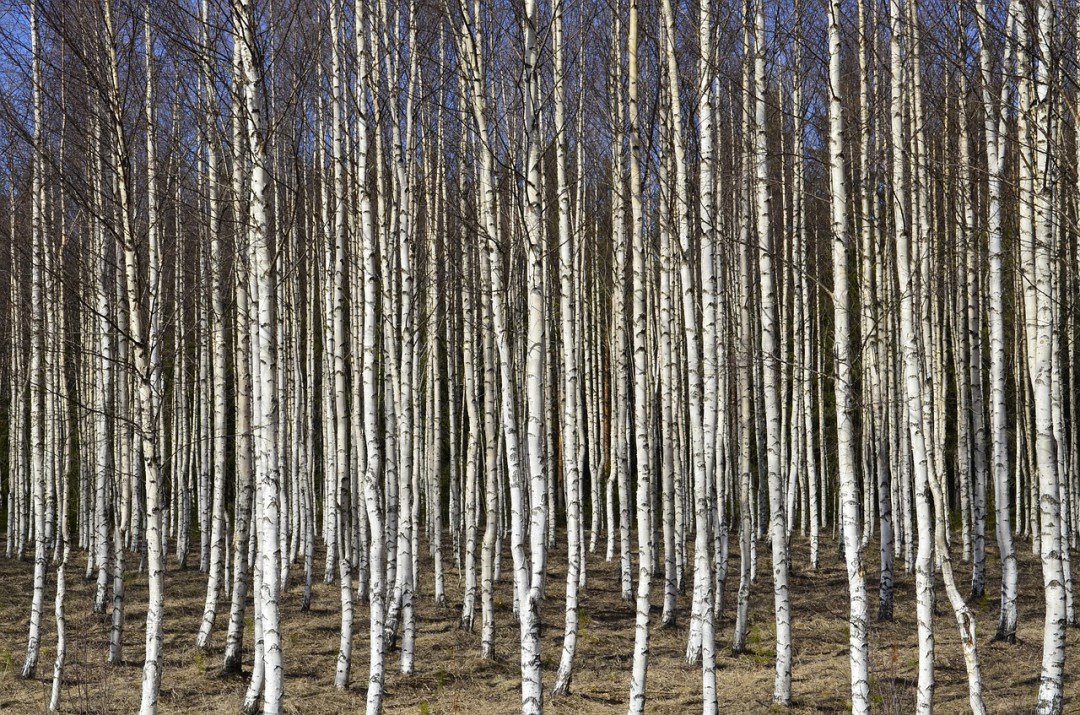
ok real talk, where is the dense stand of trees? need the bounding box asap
[0,0,1078,712]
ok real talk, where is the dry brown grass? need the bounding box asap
[0,533,1071,713]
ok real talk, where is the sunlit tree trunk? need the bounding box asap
[733,20,755,653]
[223,13,255,672]
[20,1,46,681]
[234,0,284,708]
[1028,2,1066,710]
[552,0,583,693]
[825,2,870,708]
[889,0,935,708]
[627,0,654,710]
[353,2,386,709]
[195,0,230,654]
[975,0,1019,642]
[327,0,354,690]
[752,0,791,702]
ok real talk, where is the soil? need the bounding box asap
[0,533,1071,713]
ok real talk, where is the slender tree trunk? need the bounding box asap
[1029,3,1066,710]
[21,1,46,681]
[825,2,870,708]
[627,1,653,710]
[552,0,583,693]
[234,1,284,708]
[752,0,792,702]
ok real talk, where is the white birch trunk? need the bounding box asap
[195,0,230,653]
[1029,3,1066,710]
[627,3,653,710]
[975,0,1019,642]
[752,0,792,701]
[234,1,284,708]
[21,1,46,681]
[552,0,583,693]
[825,4,870,707]
[890,1,935,708]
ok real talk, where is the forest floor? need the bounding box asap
[0,532,1073,714]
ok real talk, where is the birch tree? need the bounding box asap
[825,0,870,708]
[752,0,792,701]
[20,0,46,681]
[0,0,1077,712]
[234,0,284,708]
[1028,1,1066,710]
